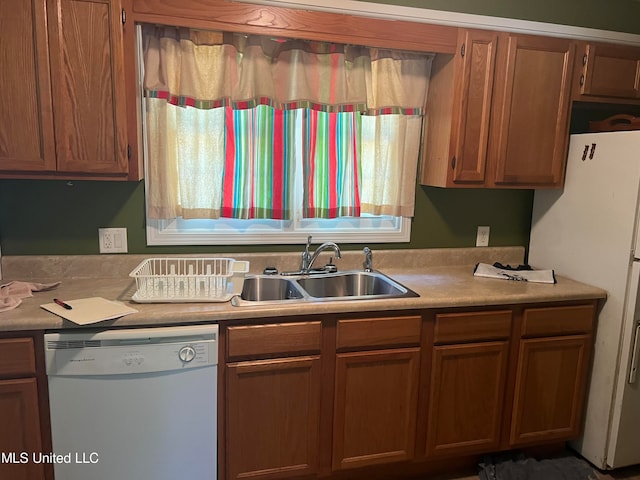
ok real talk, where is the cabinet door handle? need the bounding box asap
[581,145,589,161]
[629,324,640,384]
[460,44,465,58]
[451,156,456,169]
[582,53,588,66]
[121,8,126,25]
[580,74,585,86]
[589,143,597,159]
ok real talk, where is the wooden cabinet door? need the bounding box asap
[47,0,128,175]
[0,378,45,480]
[509,335,591,446]
[333,348,420,470]
[226,356,321,480]
[426,341,509,457]
[0,0,56,173]
[578,43,640,99]
[450,29,498,184]
[490,34,574,187]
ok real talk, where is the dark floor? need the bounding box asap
[435,452,640,480]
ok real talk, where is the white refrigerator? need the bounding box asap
[529,130,640,469]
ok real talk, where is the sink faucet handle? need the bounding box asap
[301,235,313,270]
[363,247,373,272]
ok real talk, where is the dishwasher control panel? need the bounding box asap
[44,325,219,376]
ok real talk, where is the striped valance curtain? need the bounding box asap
[142,26,432,220]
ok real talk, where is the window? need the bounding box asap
[139,26,433,245]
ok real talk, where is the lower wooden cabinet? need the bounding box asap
[509,305,594,446]
[332,315,422,470]
[332,348,420,469]
[0,336,49,480]
[426,341,509,456]
[0,379,45,480]
[225,321,323,480]
[510,335,591,445]
[226,356,322,480]
[222,303,597,480]
[425,310,511,457]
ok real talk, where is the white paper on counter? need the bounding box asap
[41,297,138,325]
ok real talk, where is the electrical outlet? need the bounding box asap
[99,228,128,253]
[476,226,490,247]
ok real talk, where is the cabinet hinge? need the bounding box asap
[127,144,132,160]
[121,8,126,25]
[460,43,465,58]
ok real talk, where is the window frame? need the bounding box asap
[145,216,411,246]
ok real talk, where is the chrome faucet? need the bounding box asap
[300,235,342,274]
[363,247,373,272]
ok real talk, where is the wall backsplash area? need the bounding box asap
[0,179,533,255]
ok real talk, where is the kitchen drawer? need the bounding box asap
[336,315,422,350]
[522,305,595,337]
[434,310,512,344]
[227,321,322,360]
[0,337,36,378]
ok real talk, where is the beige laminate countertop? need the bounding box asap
[0,247,606,332]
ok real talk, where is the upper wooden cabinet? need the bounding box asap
[421,29,498,186]
[0,0,140,180]
[574,42,640,101]
[0,0,56,173]
[421,30,575,189]
[490,34,574,187]
[49,0,129,176]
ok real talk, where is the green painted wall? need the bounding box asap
[359,0,640,35]
[0,0,635,255]
[0,179,533,254]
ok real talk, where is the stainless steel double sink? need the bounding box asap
[231,270,419,306]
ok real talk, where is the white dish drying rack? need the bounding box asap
[129,257,249,303]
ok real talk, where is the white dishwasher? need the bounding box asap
[44,324,218,480]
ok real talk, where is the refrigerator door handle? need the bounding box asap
[629,324,640,384]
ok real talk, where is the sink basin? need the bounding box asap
[239,276,305,302]
[297,271,411,298]
[232,270,418,306]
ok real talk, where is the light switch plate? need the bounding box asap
[99,228,128,254]
[476,226,490,247]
